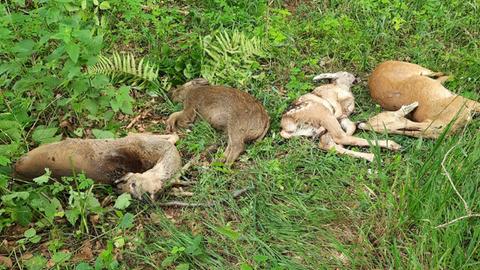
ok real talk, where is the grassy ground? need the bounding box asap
[1,0,480,269]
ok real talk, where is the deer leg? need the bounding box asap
[154,134,180,144]
[224,131,246,164]
[319,133,374,162]
[391,120,442,139]
[340,118,356,136]
[166,108,196,132]
[436,76,450,84]
[321,112,401,151]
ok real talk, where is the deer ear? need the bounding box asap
[191,78,210,86]
[313,73,338,82]
[395,102,419,116]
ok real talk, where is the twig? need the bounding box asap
[441,144,471,215]
[126,108,152,129]
[436,135,480,228]
[436,214,480,229]
[158,186,255,208]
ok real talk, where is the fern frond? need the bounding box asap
[200,30,266,87]
[88,52,159,88]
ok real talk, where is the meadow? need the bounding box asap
[0,0,479,269]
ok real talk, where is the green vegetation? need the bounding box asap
[1,0,479,269]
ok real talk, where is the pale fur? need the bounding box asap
[359,61,480,138]
[281,72,400,162]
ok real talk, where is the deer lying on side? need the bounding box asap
[281,72,401,162]
[166,78,270,164]
[358,61,480,138]
[14,134,181,199]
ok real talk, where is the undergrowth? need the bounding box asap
[0,0,479,269]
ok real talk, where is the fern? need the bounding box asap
[200,30,266,87]
[88,52,159,88]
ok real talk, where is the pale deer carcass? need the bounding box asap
[281,72,401,162]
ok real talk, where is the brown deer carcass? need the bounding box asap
[358,61,480,138]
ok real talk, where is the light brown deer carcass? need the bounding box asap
[14,134,181,199]
[280,72,401,162]
[358,61,480,138]
[166,78,270,163]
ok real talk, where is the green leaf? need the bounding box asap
[118,213,134,230]
[113,193,131,210]
[0,174,8,189]
[253,254,269,263]
[0,155,10,166]
[216,224,240,241]
[75,262,93,270]
[24,227,36,238]
[65,208,80,226]
[2,191,30,203]
[33,168,51,185]
[52,251,71,265]
[99,1,111,10]
[24,255,47,270]
[161,256,176,267]
[13,39,35,57]
[30,234,41,244]
[113,236,125,248]
[32,127,60,145]
[92,129,114,139]
[13,205,32,226]
[240,263,253,270]
[176,263,189,270]
[66,42,80,63]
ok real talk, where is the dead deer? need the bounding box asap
[358,61,480,138]
[14,134,181,199]
[281,72,401,162]
[166,78,270,163]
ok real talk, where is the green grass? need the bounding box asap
[1,0,480,269]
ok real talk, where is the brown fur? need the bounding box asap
[14,134,181,198]
[359,61,480,138]
[280,72,400,162]
[166,78,270,163]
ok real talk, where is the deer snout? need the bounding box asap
[357,122,369,130]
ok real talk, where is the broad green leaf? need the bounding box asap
[92,129,114,139]
[65,208,80,226]
[253,254,269,263]
[52,251,71,264]
[118,213,134,230]
[32,127,59,145]
[2,191,30,203]
[24,227,36,238]
[33,168,51,185]
[85,194,101,210]
[0,156,10,166]
[24,255,47,270]
[99,1,111,10]
[240,263,253,270]
[75,262,93,270]
[66,42,80,63]
[13,39,35,57]
[113,193,131,210]
[13,205,32,226]
[216,224,240,241]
